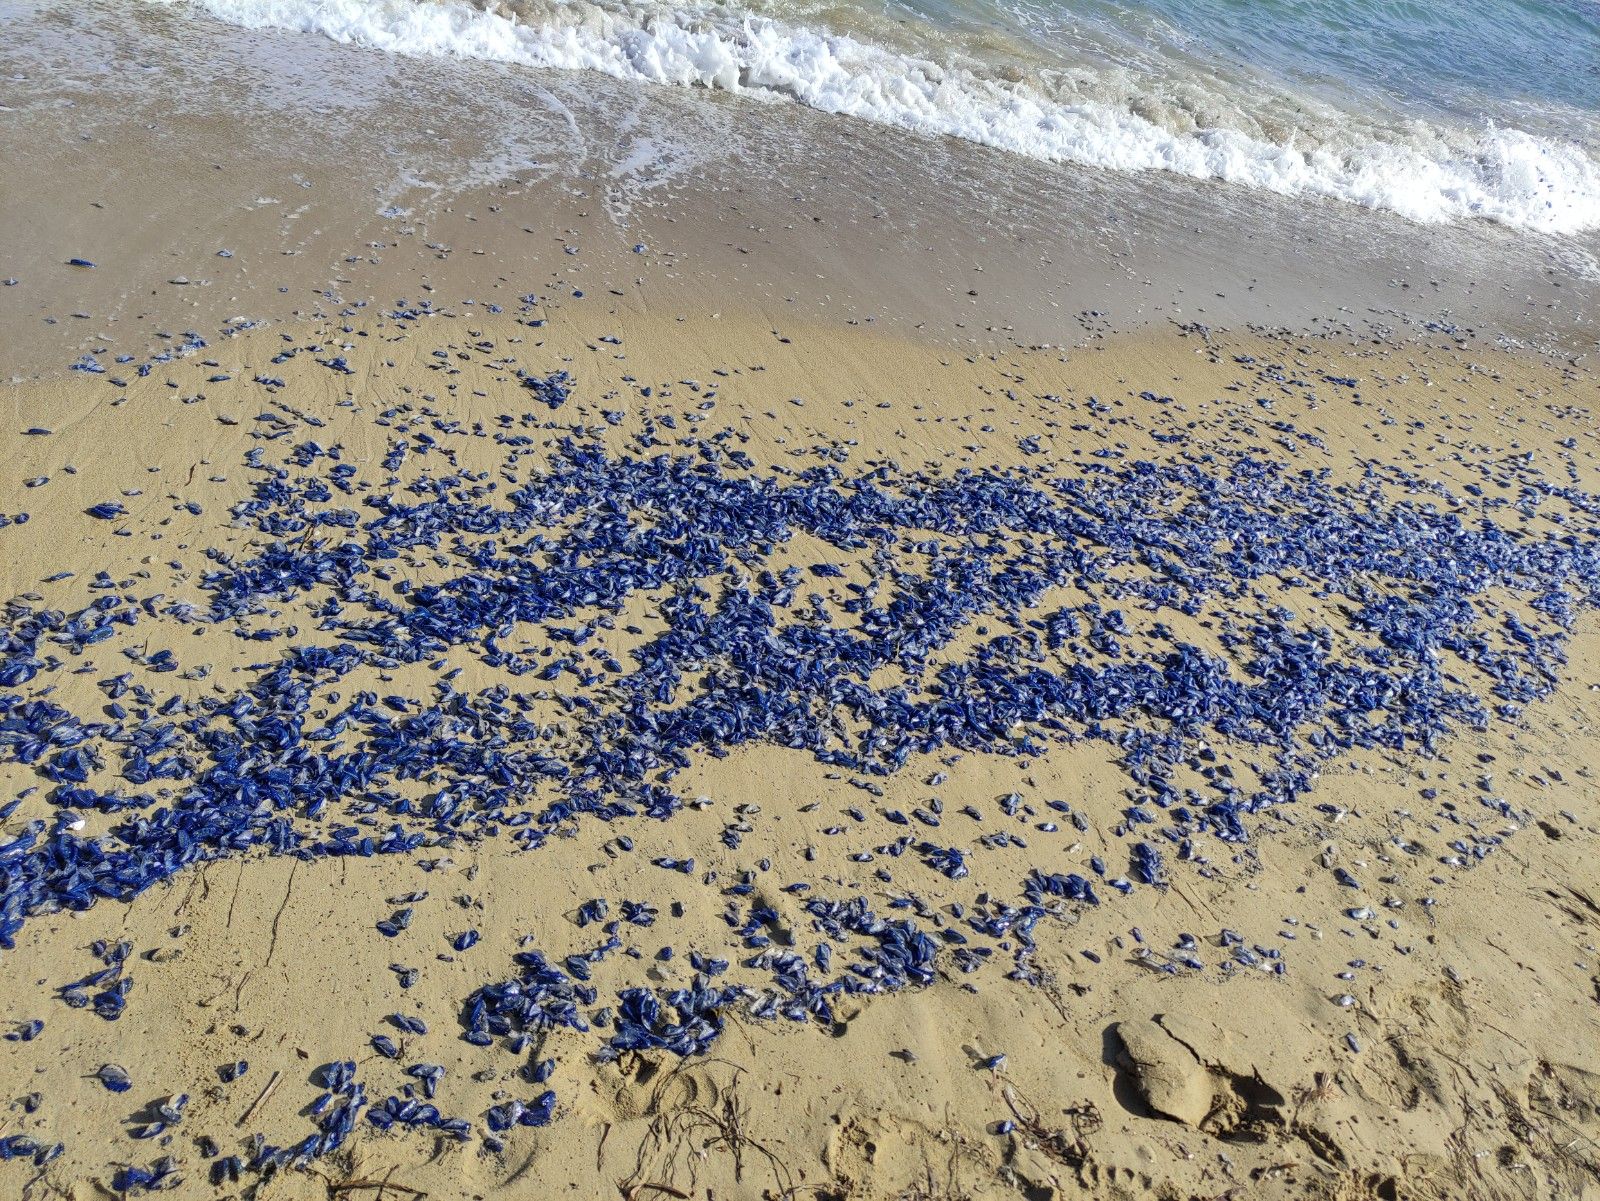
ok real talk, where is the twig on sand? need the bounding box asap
[263,860,300,969]
[1002,1084,1099,1171]
[238,1070,282,1127]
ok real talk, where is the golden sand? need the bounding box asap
[3,302,1599,1199]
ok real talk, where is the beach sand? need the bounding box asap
[3,5,1600,1200]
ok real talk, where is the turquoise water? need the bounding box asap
[155,0,1600,232]
[970,0,1600,130]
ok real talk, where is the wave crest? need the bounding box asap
[158,0,1600,233]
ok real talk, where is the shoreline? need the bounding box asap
[3,0,1598,388]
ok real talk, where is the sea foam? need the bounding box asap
[158,0,1600,234]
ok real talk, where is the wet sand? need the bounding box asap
[4,0,1598,385]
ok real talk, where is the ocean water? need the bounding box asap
[147,0,1600,233]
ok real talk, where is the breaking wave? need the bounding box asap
[158,0,1600,233]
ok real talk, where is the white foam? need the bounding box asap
[154,0,1600,234]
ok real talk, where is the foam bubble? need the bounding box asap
[153,0,1600,233]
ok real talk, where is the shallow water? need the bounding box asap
[139,0,1600,233]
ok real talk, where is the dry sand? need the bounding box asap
[2,307,1599,1201]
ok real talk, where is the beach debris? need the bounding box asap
[93,1064,133,1093]
[0,337,1593,1185]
